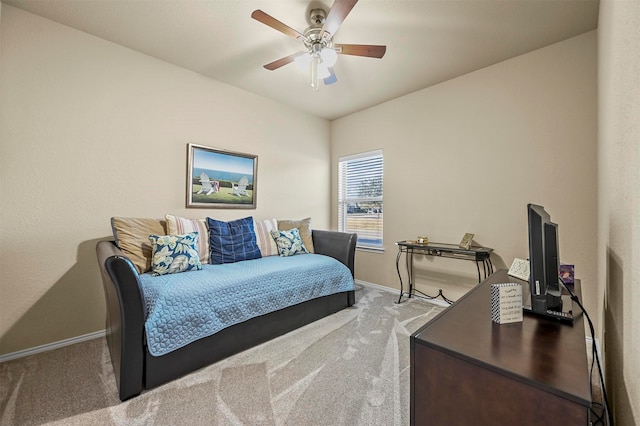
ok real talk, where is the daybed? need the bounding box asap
[96,217,356,401]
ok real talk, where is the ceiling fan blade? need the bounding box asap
[263,52,305,71]
[335,44,386,58]
[321,0,359,40]
[324,68,338,85]
[251,10,307,41]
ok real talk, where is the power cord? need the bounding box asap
[559,277,613,426]
[405,288,454,304]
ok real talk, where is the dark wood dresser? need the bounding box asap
[410,269,591,425]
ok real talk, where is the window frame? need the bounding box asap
[338,149,384,251]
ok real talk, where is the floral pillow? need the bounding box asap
[148,232,202,276]
[278,218,314,253]
[270,228,310,257]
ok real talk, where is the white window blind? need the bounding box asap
[338,150,383,250]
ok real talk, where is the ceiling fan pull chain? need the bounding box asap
[311,56,319,91]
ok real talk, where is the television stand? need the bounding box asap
[410,269,591,425]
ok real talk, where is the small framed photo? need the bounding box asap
[559,264,575,284]
[186,143,257,209]
[459,233,474,250]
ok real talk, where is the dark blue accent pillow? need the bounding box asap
[207,216,262,264]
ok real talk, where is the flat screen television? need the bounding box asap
[524,203,572,323]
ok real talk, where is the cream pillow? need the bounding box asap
[111,217,167,273]
[278,217,314,253]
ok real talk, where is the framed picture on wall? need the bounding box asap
[186,143,258,209]
[459,233,474,250]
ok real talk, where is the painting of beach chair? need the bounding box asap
[196,172,219,196]
[232,176,249,197]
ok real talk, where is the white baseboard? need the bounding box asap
[586,335,604,374]
[0,330,105,363]
[356,279,450,307]
[355,278,395,293]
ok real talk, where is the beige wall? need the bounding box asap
[332,32,598,320]
[0,6,331,356]
[598,0,640,423]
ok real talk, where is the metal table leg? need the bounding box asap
[475,260,482,283]
[396,247,404,303]
[406,249,414,299]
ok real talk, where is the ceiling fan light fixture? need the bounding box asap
[294,53,312,72]
[317,62,331,79]
[296,48,332,90]
[310,56,330,91]
[320,47,338,67]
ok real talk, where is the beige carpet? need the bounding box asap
[0,284,444,426]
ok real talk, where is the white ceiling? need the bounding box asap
[3,0,599,120]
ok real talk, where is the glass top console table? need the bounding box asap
[395,241,494,304]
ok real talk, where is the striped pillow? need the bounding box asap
[165,214,209,264]
[253,218,279,257]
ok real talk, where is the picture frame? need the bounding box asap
[459,233,474,250]
[186,143,257,209]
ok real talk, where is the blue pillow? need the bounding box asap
[207,216,262,264]
[148,232,202,276]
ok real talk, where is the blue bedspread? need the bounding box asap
[138,254,354,356]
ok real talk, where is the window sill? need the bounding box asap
[356,246,385,254]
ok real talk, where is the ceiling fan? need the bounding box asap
[251,0,386,90]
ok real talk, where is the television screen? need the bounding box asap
[527,204,549,312]
[526,204,566,319]
[543,221,562,310]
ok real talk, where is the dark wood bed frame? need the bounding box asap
[96,230,357,401]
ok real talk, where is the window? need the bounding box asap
[338,150,383,250]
